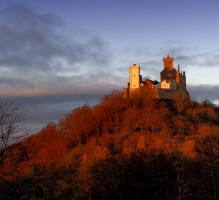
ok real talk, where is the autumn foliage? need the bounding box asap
[1,87,219,199]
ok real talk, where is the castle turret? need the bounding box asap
[163,55,174,69]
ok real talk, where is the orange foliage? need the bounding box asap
[1,88,219,196]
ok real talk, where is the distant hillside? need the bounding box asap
[1,87,219,200]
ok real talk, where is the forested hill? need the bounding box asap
[1,87,219,200]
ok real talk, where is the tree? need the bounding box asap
[195,133,219,200]
[89,153,177,200]
[0,99,22,165]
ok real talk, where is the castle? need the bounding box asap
[123,56,189,100]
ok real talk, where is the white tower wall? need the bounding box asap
[129,64,140,91]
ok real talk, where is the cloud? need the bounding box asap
[16,93,102,133]
[0,4,116,99]
[188,84,219,102]
[0,4,110,74]
[202,54,219,67]
[0,77,33,87]
[140,60,161,79]
[175,53,219,69]
[162,46,219,68]
[0,75,121,97]
[147,44,219,69]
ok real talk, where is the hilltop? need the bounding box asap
[0,87,219,200]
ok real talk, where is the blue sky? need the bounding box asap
[0,0,219,132]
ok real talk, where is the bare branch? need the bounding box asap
[0,99,22,164]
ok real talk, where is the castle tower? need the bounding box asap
[161,56,177,83]
[129,64,140,91]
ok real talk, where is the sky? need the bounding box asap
[0,0,219,133]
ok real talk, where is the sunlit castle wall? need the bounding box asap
[159,80,176,90]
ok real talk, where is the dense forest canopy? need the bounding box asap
[0,87,219,200]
